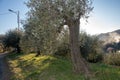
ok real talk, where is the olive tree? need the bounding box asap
[26,0,93,76]
[3,29,22,53]
[23,14,59,56]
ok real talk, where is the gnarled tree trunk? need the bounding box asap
[36,50,41,57]
[68,20,91,77]
[16,45,21,53]
[35,47,41,57]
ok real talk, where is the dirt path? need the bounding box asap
[0,53,12,80]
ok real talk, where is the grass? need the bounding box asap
[7,53,120,80]
[91,63,120,80]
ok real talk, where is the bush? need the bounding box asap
[20,34,35,53]
[104,53,120,66]
[54,43,70,57]
[3,29,23,53]
[80,31,103,63]
[87,52,103,63]
[54,31,104,62]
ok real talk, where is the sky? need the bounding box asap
[0,0,120,35]
[81,0,120,35]
[0,0,28,34]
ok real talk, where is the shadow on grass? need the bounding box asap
[8,53,120,80]
[8,53,87,80]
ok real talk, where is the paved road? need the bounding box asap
[0,52,11,80]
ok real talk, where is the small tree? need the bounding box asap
[22,17,58,56]
[3,29,22,53]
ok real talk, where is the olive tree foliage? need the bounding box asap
[26,0,93,75]
[21,13,59,55]
[3,29,22,53]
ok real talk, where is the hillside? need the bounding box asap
[98,29,120,44]
[7,53,120,80]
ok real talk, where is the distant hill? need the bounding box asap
[98,29,120,44]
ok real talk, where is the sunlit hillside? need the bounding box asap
[8,53,120,80]
[98,29,120,44]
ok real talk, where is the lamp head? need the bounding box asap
[8,9,13,12]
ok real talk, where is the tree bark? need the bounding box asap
[68,20,91,77]
[35,50,40,57]
[16,45,21,53]
[35,47,41,57]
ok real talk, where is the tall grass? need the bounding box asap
[104,52,120,66]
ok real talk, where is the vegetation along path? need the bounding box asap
[0,53,11,80]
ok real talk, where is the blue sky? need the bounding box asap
[0,0,120,35]
[81,0,120,35]
[0,0,28,34]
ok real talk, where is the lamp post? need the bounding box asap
[8,9,20,31]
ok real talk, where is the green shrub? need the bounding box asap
[104,53,120,66]
[54,43,70,57]
[80,31,103,63]
[87,52,103,63]
[3,29,23,53]
[55,31,104,62]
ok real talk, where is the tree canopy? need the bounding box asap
[3,30,22,53]
[25,0,93,77]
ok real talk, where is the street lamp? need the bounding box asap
[8,9,20,31]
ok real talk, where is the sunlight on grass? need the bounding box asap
[8,53,120,80]
[9,59,25,79]
[8,53,66,80]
